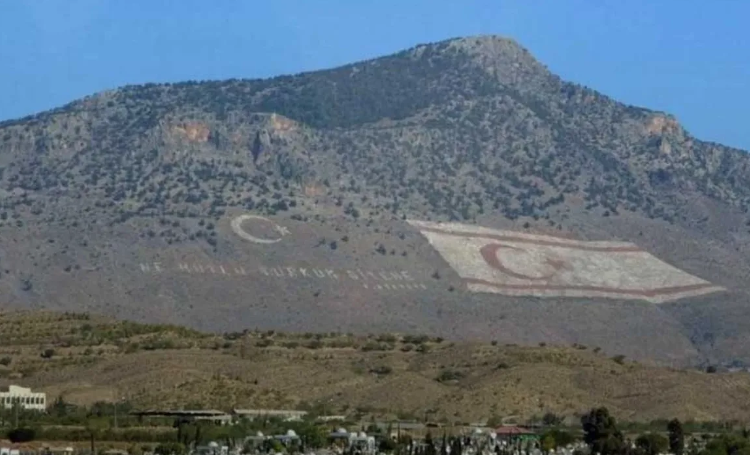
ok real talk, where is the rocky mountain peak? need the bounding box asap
[1,36,750,367]
[443,35,555,90]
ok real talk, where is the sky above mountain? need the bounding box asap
[2,0,748,150]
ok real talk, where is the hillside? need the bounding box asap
[1,36,750,366]
[3,311,750,423]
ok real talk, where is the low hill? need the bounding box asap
[1,36,750,366]
[2,311,750,423]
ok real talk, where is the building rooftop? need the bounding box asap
[494,426,536,435]
[0,385,38,394]
[233,409,307,414]
[375,421,426,430]
[132,410,230,417]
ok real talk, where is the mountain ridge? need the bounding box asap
[1,35,749,367]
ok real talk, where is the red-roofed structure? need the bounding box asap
[494,426,538,441]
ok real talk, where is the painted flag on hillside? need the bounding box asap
[408,220,724,304]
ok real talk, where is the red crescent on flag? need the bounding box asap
[479,243,566,281]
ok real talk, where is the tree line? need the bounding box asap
[3,403,750,455]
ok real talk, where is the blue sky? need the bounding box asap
[2,0,749,150]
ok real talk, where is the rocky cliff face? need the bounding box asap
[1,36,749,367]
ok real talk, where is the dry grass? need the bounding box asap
[2,311,750,423]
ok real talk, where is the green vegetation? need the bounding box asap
[669,418,686,455]
[5,311,750,427]
[1,396,337,447]
[581,407,625,455]
[435,369,464,383]
[6,427,36,443]
[1,35,746,256]
[540,429,575,450]
[3,400,750,455]
[635,433,669,455]
[576,409,750,455]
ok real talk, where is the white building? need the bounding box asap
[233,409,307,422]
[0,385,47,411]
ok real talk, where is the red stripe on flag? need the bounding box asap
[417,227,642,252]
[464,278,717,297]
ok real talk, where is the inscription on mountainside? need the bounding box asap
[139,262,428,291]
[135,214,431,292]
[409,220,725,303]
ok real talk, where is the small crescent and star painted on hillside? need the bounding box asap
[231,214,290,244]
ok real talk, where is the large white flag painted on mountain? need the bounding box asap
[408,220,725,303]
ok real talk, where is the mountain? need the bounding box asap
[4,311,750,422]
[2,36,750,367]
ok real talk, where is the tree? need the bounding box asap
[194,422,202,446]
[542,434,556,453]
[268,439,284,453]
[397,434,413,455]
[85,417,108,454]
[704,434,750,455]
[487,415,502,428]
[542,412,563,427]
[50,395,73,418]
[668,419,685,455]
[155,442,186,455]
[424,430,437,455]
[380,437,397,453]
[7,427,36,443]
[174,418,191,445]
[541,430,576,450]
[636,433,668,455]
[298,424,327,448]
[451,437,463,455]
[580,407,625,455]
